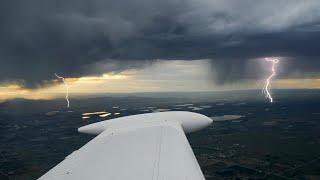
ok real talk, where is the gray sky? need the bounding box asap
[1,0,320,87]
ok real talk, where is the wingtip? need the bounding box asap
[78,123,106,135]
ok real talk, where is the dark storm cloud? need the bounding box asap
[1,0,320,86]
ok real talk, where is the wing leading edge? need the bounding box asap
[38,111,212,180]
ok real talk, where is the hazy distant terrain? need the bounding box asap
[1,90,320,179]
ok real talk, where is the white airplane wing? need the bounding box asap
[38,111,212,180]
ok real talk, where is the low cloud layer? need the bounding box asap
[1,0,320,87]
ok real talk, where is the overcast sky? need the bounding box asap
[1,0,320,91]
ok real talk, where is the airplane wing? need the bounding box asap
[38,111,212,180]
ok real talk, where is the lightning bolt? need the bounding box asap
[263,58,279,103]
[54,73,70,108]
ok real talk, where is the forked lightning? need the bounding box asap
[263,58,279,103]
[54,73,70,108]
